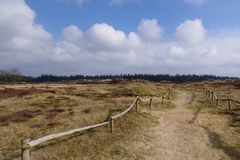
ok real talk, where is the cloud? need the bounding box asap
[62,23,142,52]
[56,19,240,76]
[0,0,53,69]
[0,0,239,76]
[168,46,185,58]
[57,0,90,6]
[138,18,164,42]
[62,25,83,44]
[63,0,205,7]
[86,23,127,51]
[108,0,141,6]
[184,0,206,5]
[76,0,90,6]
[57,23,240,76]
[73,0,141,6]
[176,19,206,45]
[0,0,52,45]
[66,0,141,6]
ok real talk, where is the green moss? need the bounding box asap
[169,90,177,100]
[187,91,235,115]
[185,105,199,112]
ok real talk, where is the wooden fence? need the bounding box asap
[178,87,240,110]
[204,88,240,110]
[21,90,171,160]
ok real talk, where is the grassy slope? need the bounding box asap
[0,81,167,159]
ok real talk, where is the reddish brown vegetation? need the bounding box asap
[47,122,62,127]
[48,108,65,113]
[0,109,42,126]
[0,88,49,99]
[82,108,91,114]
[68,111,75,115]
[30,124,43,129]
[45,108,65,119]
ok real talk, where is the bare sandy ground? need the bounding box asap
[110,90,233,160]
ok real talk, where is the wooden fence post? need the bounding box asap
[110,117,114,133]
[228,99,231,110]
[21,139,30,160]
[211,92,214,101]
[149,98,152,109]
[135,98,138,112]
[161,97,164,105]
[216,99,219,108]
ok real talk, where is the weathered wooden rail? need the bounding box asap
[204,88,240,110]
[21,90,171,160]
[178,87,240,110]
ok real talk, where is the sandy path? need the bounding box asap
[112,90,226,160]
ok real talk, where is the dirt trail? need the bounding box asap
[112,90,228,160]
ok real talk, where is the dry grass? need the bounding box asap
[0,80,167,159]
[1,80,239,159]
[0,87,49,99]
[0,109,42,126]
[181,88,240,159]
[184,82,240,126]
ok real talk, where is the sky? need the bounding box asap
[0,0,240,76]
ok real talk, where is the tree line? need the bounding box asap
[0,72,238,83]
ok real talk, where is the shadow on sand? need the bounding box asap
[202,126,240,160]
[187,105,240,160]
[188,107,201,124]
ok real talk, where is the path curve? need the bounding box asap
[113,90,226,160]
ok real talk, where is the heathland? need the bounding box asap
[0,79,239,160]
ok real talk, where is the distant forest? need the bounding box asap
[0,69,238,83]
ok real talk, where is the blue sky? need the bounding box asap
[26,0,240,39]
[0,0,240,76]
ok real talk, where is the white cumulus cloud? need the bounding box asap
[86,23,127,51]
[62,25,83,44]
[176,19,206,45]
[168,46,185,58]
[138,18,164,42]
[0,0,54,71]
[0,0,239,76]
[0,0,52,49]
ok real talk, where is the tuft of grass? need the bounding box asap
[169,89,177,99]
[210,108,235,115]
[186,99,223,114]
[185,91,237,116]
[82,108,91,114]
[160,102,176,109]
[185,105,198,112]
